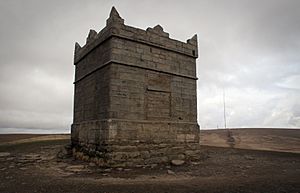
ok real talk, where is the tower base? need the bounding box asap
[71,119,200,167]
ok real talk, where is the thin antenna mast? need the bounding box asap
[223,88,227,129]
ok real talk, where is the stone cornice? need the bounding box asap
[74,59,198,84]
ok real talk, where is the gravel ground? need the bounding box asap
[0,134,299,193]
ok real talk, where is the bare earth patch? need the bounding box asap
[200,128,300,153]
[0,134,69,145]
[0,129,299,193]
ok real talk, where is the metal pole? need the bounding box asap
[223,88,227,129]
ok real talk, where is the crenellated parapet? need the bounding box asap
[74,6,198,64]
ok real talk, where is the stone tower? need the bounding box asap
[71,7,200,167]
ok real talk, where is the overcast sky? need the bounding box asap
[0,0,299,133]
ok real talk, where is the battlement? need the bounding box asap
[74,7,198,64]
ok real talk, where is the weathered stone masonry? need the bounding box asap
[71,7,200,167]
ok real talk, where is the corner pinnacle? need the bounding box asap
[109,6,121,19]
[187,34,198,45]
[75,42,81,53]
[191,34,197,41]
[106,6,124,26]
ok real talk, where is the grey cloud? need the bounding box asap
[0,0,299,133]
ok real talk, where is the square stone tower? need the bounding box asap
[71,7,200,167]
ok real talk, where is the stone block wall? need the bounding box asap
[71,7,200,167]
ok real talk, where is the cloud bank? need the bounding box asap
[0,0,299,133]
